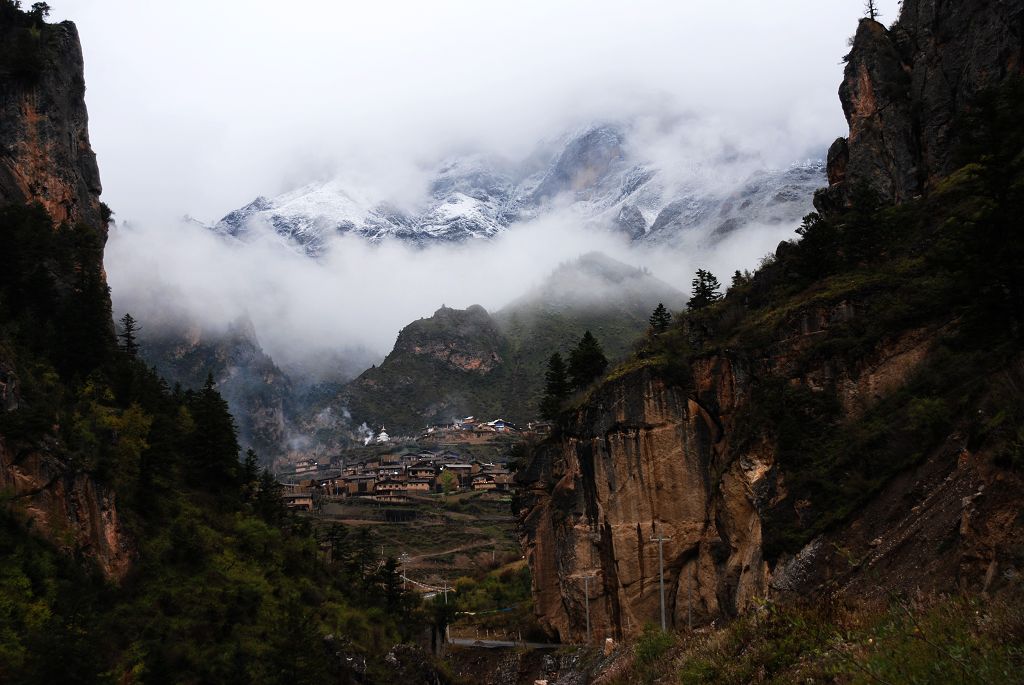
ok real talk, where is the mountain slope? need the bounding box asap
[338,253,683,432]
[213,125,824,255]
[515,4,1024,647]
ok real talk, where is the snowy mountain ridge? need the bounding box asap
[212,124,826,256]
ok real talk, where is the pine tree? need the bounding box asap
[254,468,285,523]
[687,269,723,310]
[186,373,241,486]
[649,303,672,333]
[539,352,570,420]
[378,557,405,614]
[118,312,141,356]
[864,0,879,20]
[568,330,608,390]
[29,1,49,21]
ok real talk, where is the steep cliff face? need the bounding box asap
[516,364,771,643]
[819,0,1024,209]
[517,2,1024,639]
[0,12,129,580]
[0,437,132,581]
[0,15,104,229]
[141,317,296,464]
[516,310,1024,643]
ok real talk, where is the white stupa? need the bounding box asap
[376,426,391,444]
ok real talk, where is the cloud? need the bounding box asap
[105,203,795,382]
[76,0,902,382]
[55,0,900,227]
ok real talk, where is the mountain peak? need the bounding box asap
[210,124,824,256]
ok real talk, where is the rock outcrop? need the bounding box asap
[516,315,1024,643]
[0,12,127,580]
[819,0,1024,209]
[0,15,104,229]
[519,2,1024,643]
[1,436,133,581]
[516,363,771,643]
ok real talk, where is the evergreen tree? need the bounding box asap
[568,330,608,390]
[864,0,879,20]
[28,1,48,21]
[649,303,672,333]
[687,269,723,310]
[118,312,141,356]
[186,373,241,486]
[378,557,404,614]
[254,468,285,523]
[539,352,570,420]
[242,448,260,484]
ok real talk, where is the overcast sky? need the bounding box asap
[53,0,901,226]
[50,1,905,371]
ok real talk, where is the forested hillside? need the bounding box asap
[0,4,445,682]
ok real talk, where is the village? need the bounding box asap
[276,416,548,511]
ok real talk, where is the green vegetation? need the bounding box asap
[0,200,436,681]
[451,561,543,640]
[567,330,609,391]
[0,1,54,84]
[615,78,1024,559]
[117,312,140,357]
[687,269,723,311]
[539,352,570,421]
[610,594,1024,684]
[648,303,672,334]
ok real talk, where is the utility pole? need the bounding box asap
[583,574,594,643]
[399,552,410,590]
[650,533,672,632]
[441,581,451,605]
[688,570,693,630]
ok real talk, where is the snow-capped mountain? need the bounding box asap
[212,125,825,256]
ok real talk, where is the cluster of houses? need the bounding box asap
[279,446,515,509]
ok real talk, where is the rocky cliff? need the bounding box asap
[141,317,298,465]
[518,1,1024,644]
[342,304,512,432]
[0,436,132,580]
[0,10,129,580]
[0,12,104,229]
[818,0,1024,209]
[515,363,767,642]
[516,310,1024,643]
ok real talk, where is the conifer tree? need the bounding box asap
[649,303,672,333]
[186,373,241,486]
[254,468,285,523]
[864,0,879,20]
[687,269,723,311]
[118,312,141,356]
[539,352,570,420]
[568,330,608,390]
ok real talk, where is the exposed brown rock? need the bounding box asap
[0,14,127,581]
[820,1,1024,210]
[516,365,772,643]
[0,18,104,230]
[1,437,133,581]
[516,309,1023,643]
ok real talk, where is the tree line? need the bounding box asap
[537,267,727,421]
